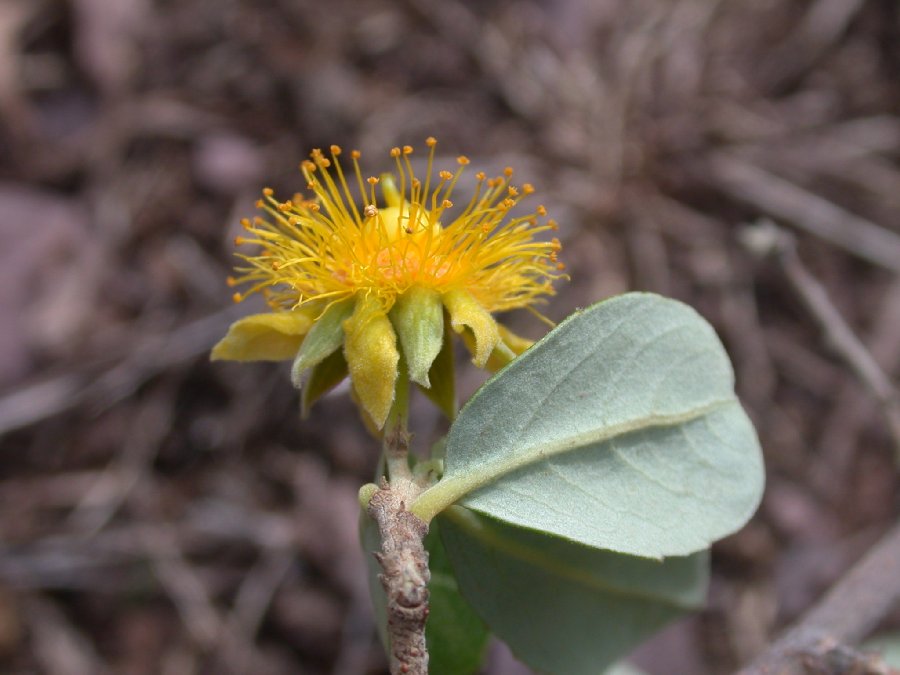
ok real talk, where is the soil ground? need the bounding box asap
[1,1,899,673]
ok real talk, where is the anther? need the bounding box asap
[504,167,514,176]
[522,183,534,194]
[226,276,237,287]
[262,187,274,197]
[475,171,486,181]
[402,145,413,155]
[536,205,547,216]
[508,186,519,196]
[240,218,252,229]
[548,219,558,230]
[367,176,379,185]
[272,261,280,270]
[232,292,242,303]
[439,170,453,180]
[301,160,316,172]
[425,136,437,147]
[441,199,453,208]
[364,204,378,218]
[330,144,342,155]
[234,236,245,245]
[351,149,361,159]
[457,155,470,165]
[390,147,402,158]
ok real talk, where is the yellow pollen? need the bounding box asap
[426,137,437,147]
[227,138,563,314]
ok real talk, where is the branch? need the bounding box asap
[367,379,431,675]
[367,479,430,675]
[741,220,900,460]
[737,520,900,674]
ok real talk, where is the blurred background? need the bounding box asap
[1,0,899,673]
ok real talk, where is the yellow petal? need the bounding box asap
[443,288,500,368]
[485,323,535,371]
[211,311,313,362]
[343,295,399,428]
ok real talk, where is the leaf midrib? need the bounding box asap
[411,398,736,522]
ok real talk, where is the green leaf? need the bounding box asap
[440,507,708,675]
[425,520,490,675]
[412,292,764,558]
[360,513,489,674]
[291,298,355,386]
[864,634,900,667]
[360,512,389,649]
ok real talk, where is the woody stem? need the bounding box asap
[368,375,430,675]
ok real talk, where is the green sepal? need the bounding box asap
[418,313,457,419]
[291,298,355,387]
[301,348,349,417]
[390,286,445,387]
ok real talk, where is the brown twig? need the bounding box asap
[366,414,431,675]
[737,520,900,674]
[740,221,900,461]
[713,154,900,273]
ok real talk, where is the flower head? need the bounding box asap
[212,139,564,428]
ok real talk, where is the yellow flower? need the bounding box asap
[212,139,564,428]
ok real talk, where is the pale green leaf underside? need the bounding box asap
[440,507,708,675]
[414,292,764,558]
